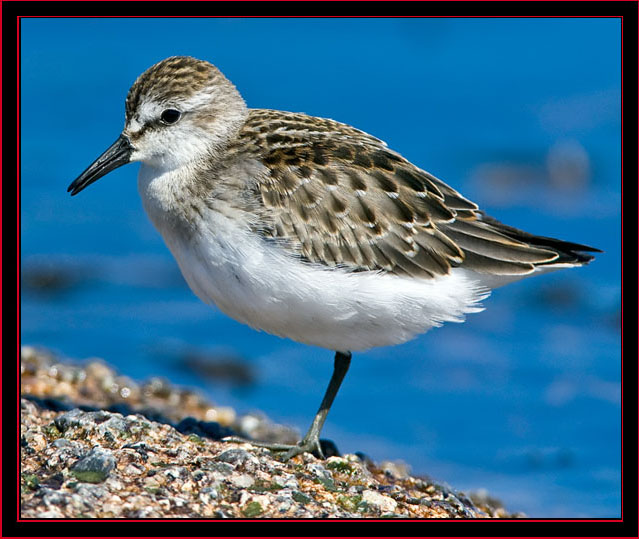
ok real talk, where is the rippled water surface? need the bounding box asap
[20,18,621,517]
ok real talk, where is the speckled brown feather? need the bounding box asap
[220,109,598,279]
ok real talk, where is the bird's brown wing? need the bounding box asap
[239,110,583,279]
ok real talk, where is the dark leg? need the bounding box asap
[223,350,352,460]
[283,350,351,460]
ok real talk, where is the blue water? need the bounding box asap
[20,18,621,517]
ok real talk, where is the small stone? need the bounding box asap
[181,480,195,492]
[52,438,73,448]
[228,473,254,489]
[40,487,70,508]
[74,483,107,501]
[277,498,292,513]
[25,432,47,452]
[292,491,312,505]
[54,409,85,432]
[239,491,251,506]
[271,473,298,490]
[202,461,234,477]
[242,500,263,517]
[362,490,398,513]
[22,473,40,491]
[216,448,258,470]
[124,464,143,476]
[251,494,271,510]
[171,496,187,508]
[70,447,116,483]
[199,487,218,504]
[306,463,335,490]
[99,415,128,434]
[163,466,188,482]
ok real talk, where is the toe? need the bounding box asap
[281,438,324,461]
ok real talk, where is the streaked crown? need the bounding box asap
[125,56,223,119]
[124,56,248,170]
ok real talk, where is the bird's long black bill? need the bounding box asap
[67,135,133,196]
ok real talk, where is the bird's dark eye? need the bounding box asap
[160,109,181,125]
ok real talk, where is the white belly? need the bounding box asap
[138,166,490,352]
[152,218,490,352]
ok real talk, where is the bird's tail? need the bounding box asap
[476,213,602,267]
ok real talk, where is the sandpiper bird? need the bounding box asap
[68,56,600,460]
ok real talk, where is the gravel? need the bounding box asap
[20,346,523,518]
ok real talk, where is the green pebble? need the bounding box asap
[326,461,353,474]
[71,470,108,483]
[242,501,263,517]
[22,474,40,490]
[292,491,312,505]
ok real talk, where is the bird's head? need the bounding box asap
[68,56,247,196]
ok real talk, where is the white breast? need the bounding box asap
[138,164,491,352]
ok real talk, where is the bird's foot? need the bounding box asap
[221,435,325,461]
[281,435,324,461]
